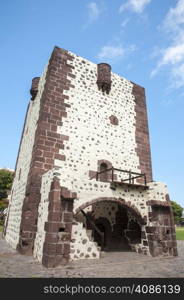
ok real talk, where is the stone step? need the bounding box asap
[93,241,101,250]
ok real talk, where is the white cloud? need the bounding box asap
[151,0,184,88]
[97,44,136,61]
[119,0,151,14]
[98,46,125,60]
[171,63,184,88]
[160,44,184,66]
[83,2,103,29]
[163,0,184,38]
[121,18,130,28]
[87,2,101,23]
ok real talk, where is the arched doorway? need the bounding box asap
[93,221,107,248]
[74,198,144,253]
[93,207,131,251]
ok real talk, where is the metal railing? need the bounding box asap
[91,166,147,186]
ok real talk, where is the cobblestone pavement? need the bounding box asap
[0,236,184,278]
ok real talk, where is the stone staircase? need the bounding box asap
[86,229,101,252]
[69,222,101,261]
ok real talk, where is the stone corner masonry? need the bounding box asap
[4,46,177,267]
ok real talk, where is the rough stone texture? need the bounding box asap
[70,220,100,261]
[33,169,54,262]
[147,200,171,207]
[96,63,111,94]
[4,46,177,267]
[15,47,75,255]
[41,176,74,268]
[0,236,183,278]
[146,206,177,257]
[132,83,153,184]
[30,77,40,100]
[5,65,48,249]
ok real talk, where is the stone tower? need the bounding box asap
[4,46,177,267]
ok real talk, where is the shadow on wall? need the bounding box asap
[76,204,142,252]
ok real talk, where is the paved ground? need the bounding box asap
[0,236,184,278]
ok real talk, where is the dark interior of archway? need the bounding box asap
[126,220,141,244]
[92,205,142,252]
[93,223,106,248]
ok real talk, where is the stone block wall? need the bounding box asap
[33,169,55,262]
[4,46,177,266]
[5,65,48,249]
[54,49,152,183]
[42,177,75,268]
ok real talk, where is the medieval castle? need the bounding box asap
[4,46,177,267]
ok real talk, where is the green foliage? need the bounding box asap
[175,227,184,241]
[0,201,7,209]
[0,169,14,200]
[171,200,183,224]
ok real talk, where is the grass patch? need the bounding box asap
[176,227,184,240]
[0,225,3,232]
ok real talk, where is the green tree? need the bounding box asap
[0,169,14,202]
[171,200,183,224]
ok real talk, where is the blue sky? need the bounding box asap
[0,0,183,207]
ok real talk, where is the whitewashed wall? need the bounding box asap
[55,52,140,180]
[33,169,55,262]
[52,51,169,259]
[6,49,170,260]
[5,65,48,249]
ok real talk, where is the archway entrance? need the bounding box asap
[93,206,132,251]
[93,222,106,248]
[74,198,143,254]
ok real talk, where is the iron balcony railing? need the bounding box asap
[91,166,147,186]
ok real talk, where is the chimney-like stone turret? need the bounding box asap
[97,63,111,94]
[30,77,40,100]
